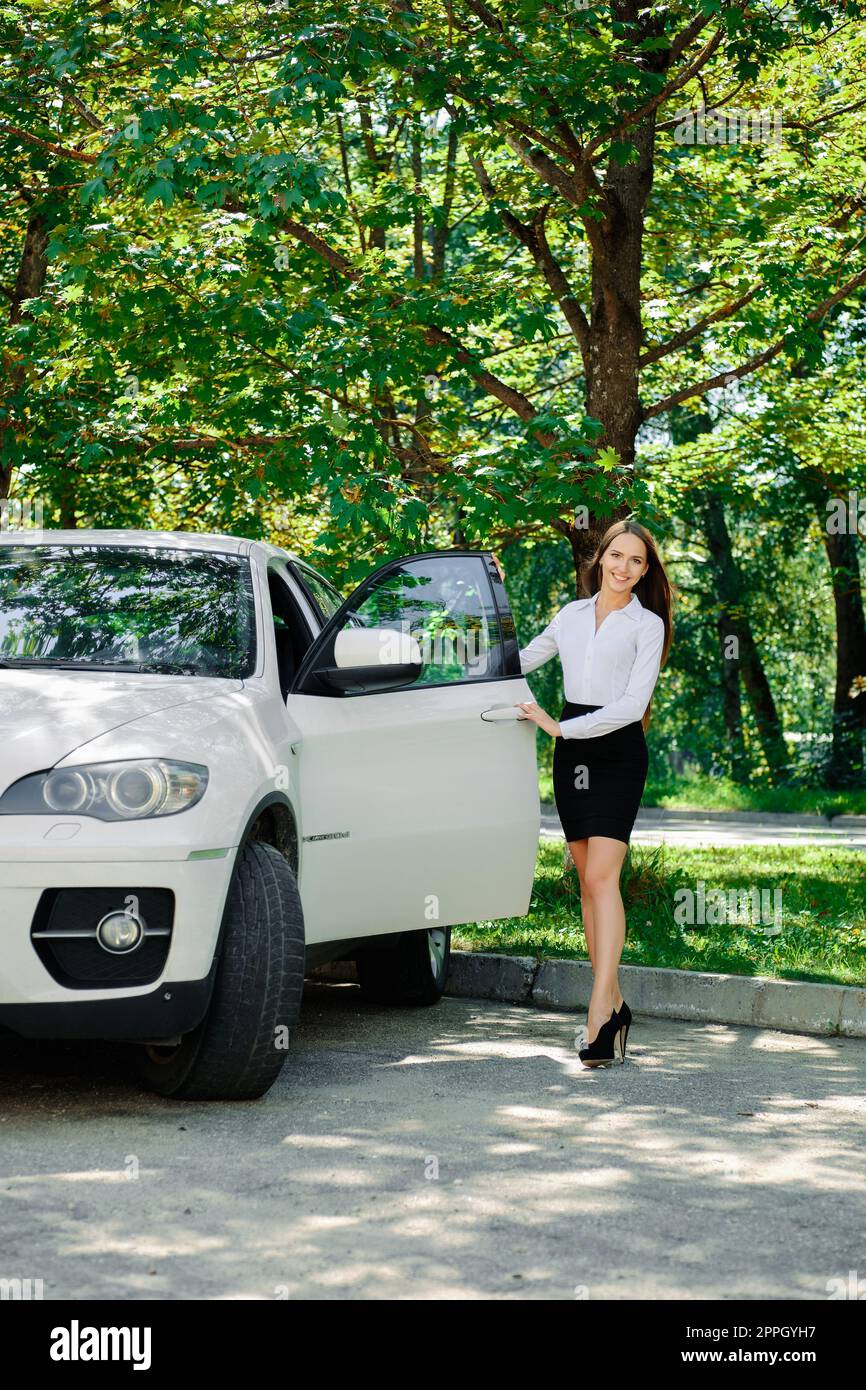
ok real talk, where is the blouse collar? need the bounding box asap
[576,590,642,623]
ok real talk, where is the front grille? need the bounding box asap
[31,888,174,989]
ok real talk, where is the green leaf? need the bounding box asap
[143,177,175,208]
[79,178,108,207]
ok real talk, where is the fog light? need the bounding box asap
[96,910,144,954]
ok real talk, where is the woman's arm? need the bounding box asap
[559,618,665,738]
[517,610,561,674]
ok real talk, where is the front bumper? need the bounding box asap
[0,848,236,1038]
[0,963,218,1040]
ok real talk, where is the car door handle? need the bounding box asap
[480,704,526,722]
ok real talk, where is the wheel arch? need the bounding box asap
[207,791,302,981]
[241,790,299,876]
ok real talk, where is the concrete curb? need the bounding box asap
[309,953,866,1038]
[444,951,866,1038]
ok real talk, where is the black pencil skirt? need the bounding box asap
[552,701,649,846]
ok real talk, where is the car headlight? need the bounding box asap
[0,759,209,821]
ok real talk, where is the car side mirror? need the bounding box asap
[314,626,424,693]
[334,627,422,669]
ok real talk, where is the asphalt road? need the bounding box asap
[1,981,864,1300]
[540,808,866,850]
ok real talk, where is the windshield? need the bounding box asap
[0,545,257,678]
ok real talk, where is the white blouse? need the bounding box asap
[518,591,665,738]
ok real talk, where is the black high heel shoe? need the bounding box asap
[614,999,632,1061]
[578,1006,622,1067]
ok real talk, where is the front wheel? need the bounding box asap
[355,926,451,1005]
[134,841,305,1100]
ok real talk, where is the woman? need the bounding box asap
[516,521,673,1068]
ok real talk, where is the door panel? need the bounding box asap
[285,551,539,942]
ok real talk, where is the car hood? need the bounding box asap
[0,669,244,793]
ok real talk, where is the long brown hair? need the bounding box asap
[581,520,674,732]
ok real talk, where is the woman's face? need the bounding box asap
[600,533,649,595]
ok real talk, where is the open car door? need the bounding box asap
[284,550,539,944]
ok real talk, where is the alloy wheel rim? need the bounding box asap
[428,928,447,980]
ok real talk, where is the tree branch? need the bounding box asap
[583,23,728,160]
[642,266,866,420]
[226,195,557,440]
[641,196,866,367]
[469,155,590,359]
[421,322,554,441]
[0,121,98,163]
[502,129,613,276]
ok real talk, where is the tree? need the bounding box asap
[2,1,865,591]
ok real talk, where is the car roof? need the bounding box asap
[0,529,301,561]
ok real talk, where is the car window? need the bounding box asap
[291,561,344,623]
[342,554,503,685]
[0,545,256,678]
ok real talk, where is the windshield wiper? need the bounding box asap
[0,657,142,671]
[134,661,202,675]
[0,657,202,675]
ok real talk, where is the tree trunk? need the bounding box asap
[717,605,748,781]
[792,350,866,787]
[554,11,667,590]
[585,136,653,472]
[696,489,789,779]
[1,214,49,499]
[822,524,866,783]
[669,405,749,778]
[798,482,866,786]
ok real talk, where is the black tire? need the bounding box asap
[355,926,451,1006]
[134,842,305,1100]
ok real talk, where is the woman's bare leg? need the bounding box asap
[581,836,629,1044]
[566,839,596,968]
[566,837,625,1035]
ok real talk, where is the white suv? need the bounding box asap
[0,531,540,1099]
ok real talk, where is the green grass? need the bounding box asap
[536,768,866,816]
[453,840,866,988]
